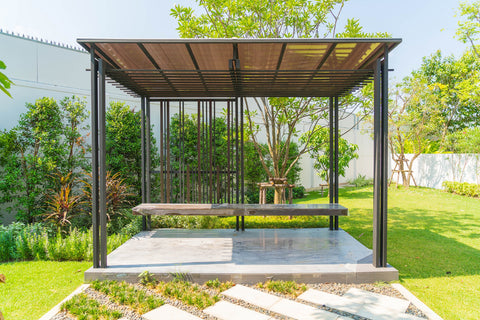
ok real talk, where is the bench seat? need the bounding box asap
[132,203,348,217]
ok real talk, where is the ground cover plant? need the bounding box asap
[256,280,307,298]
[61,293,123,320]
[91,280,164,314]
[155,279,220,309]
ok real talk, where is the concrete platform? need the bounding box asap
[84,228,398,284]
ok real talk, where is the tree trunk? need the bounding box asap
[274,187,283,204]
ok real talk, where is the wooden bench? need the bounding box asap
[132,203,348,217]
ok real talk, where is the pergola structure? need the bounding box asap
[77,38,401,271]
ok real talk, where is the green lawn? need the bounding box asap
[0,261,91,320]
[295,186,480,320]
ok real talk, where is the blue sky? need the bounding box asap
[0,0,468,82]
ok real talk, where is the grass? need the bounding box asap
[91,280,164,314]
[0,260,91,320]
[155,279,220,309]
[294,186,480,320]
[256,280,307,298]
[61,293,123,320]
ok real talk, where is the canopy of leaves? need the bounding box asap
[0,60,13,98]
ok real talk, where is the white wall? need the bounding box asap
[391,153,480,189]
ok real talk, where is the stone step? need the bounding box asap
[298,288,423,320]
[203,300,273,320]
[143,304,202,320]
[222,285,340,320]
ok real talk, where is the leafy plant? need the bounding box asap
[349,174,373,188]
[139,271,158,287]
[204,279,234,293]
[257,280,307,298]
[91,280,164,314]
[61,293,123,320]
[442,181,480,197]
[0,60,13,98]
[155,279,219,309]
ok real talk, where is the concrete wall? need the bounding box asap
[391,153,480,189]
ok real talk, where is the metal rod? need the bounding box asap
[98,59,107,268]
[329,96,334,231]
[373,57,383,268]
[90,46,99,269]
[141,97,146,230]
[334,96,339,230]
[380,45,389,267]
[146,98,152,230]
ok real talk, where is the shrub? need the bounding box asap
[349,174,374,188]
[442,181,480,197]
[62,293,123,320]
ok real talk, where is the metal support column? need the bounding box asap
[334,96,339,230]
[373,45,389,268]
[141,97,147,230]
[145,98,152,230]
[90,46,100,268]
[98,59,107,268]
[240,97,245,231]
[328,97,334,230]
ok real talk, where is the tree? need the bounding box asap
[105,102,159,204]
[0,60,13,98]
[171,0,385,203]
[0,97,89,223]
[456,0,480,58]
[386,75,445,187]
[302,126,358,184]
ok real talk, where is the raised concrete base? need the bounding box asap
[84,228,398,284]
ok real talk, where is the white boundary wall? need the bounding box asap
[391,153,480,189]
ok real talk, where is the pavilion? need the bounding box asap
[77,38,401,280]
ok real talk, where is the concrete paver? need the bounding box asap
[204,301,272,320]
[343,288,410,313]
[222,284,282,309]
[143,304,202,320]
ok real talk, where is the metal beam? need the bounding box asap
[334,96,340,230]
[90,46,100,269]
[146,98,152,230]
[329,96,334,231]
[141,97,147,230]
[98,59,107,268]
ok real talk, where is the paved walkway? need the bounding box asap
[142,284,427,320]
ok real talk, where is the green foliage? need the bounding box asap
[0,60,13,98]
[62,293,123,320]
[91,280,164,314]
[106,102,159,204]
[0,96,89,223]
[302,126,358,182]
[445,127,480,153]
[456,0,480,58]
[155,279,219,309]
[139,271,158,287]
[349,174,373,188]
[257,280,307,298]
[151,215,221,229]
[442,181,480,197]
[204,279,234,292]
[0,223,129,262]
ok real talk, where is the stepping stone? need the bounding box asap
[143,304,202,320]
[222,285,339,320]
[343,288,410,314]
[204,300,272,320]
[299,289,423,320]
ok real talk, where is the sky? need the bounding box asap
[0,0,469,82]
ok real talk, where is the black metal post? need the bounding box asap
[235,97,240,232]
[334,96,339,230]
[329,97,334,230]
[98,59,107,268]
[146,98,152,230]
[373,47,389,268]
[90,46,100,268]
[141,97,147,230]
[240,97,245,231]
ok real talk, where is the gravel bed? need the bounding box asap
[50,311,74,320]
[84,287,144,320]
[132,283,219,320]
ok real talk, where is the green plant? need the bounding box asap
[204,279,234,292]
[62,293,123,320]
[0,60,13,98]
[155,279,219,309]
[349,174,374,188]
[91,280,163,314]
[257,280,307,298]
[139,271,158,287]
[302,126,359,184]
[106,102,159,204]
[442,181,480,197]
